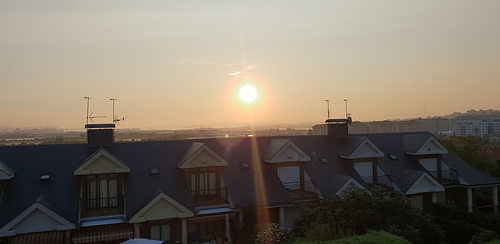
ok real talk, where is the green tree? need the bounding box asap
[293,188,444,244]
[440,136,500,177]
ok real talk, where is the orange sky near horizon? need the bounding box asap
[1,0,499,130]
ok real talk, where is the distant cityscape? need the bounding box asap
[1,109,500,146]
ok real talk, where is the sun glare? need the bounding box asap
[239,84,257,103]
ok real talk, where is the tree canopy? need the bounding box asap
[293,188,444,244]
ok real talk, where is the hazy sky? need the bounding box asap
[1,0,499,130]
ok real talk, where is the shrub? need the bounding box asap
[431,203,500,244]
[294,188,444,244]
[304,223,356,241]
[255,223,294,244]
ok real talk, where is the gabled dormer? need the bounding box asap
[177,142,228,169]
[265,139,318,200]
[403,135,448,156]
[265,139,311,163]
[178,143,229,207]
[0,196,75,237]
[403,135,457,184]
[74,148,130,175]
[340,137,394,189]
[406,173,445,195]
[339,137,384,160]
[74,148,130,219]
[130,191,194,223]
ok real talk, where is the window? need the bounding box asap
[85,174,120,208]
[151,225,171,242]
[277,166,300,190]
[188,167,219,196]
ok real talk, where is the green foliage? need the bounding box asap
[431,203,500,244]
[304,224,356,241]
[439,136,498,176]
[293,188,444,244]
[470,229,499,244]
[255,223,294,244]
[290,231,410,244]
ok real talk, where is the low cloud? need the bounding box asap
[229,65,256,76]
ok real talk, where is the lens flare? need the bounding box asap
[239,84,257,103]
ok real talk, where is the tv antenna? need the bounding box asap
[110,98,126,125]
[325,99,331,119]
[85,97,90,124]
[344,99,351,119]
[84,96,107,124]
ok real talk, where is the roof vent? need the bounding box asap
[40,173,51,181]
[311,152,318,160]
[388,154,398,160]
[320,158,329,164]
[150,167,159,175]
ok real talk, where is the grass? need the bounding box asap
[290,231,411,244]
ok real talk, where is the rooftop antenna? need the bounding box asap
[344,99,351,119]
[84,96,107,124]
[110,98,126,125]
[110,98,117,124]
[325,99,331,119]
[84,96,91,125]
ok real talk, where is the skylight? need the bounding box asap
[150,167,159,175]
[40,173,51,180]
[388,154,398,160]
[241,162,250,168]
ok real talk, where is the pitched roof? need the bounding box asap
[365,132,500,190]
[442,152,500,186]
[0,160,15,180]
[0,195,75,237]
[0,144,89,227]
[362,132,440,192]
[1,130,499,231]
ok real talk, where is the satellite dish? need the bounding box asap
[347,116,353,124]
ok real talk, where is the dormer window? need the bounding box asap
[82,174,123,216]
[265,139,318,200]
[74,148,130,219]
[178,143,229,207]
[402,135,457,184]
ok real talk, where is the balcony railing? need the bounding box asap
[427,169,459,183]
[282,181,319,193]
[282,181,320,200]
[81,196,124,218]
[191,187,229,207]
[361,174,396,189]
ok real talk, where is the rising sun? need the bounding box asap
[239,84,257,103]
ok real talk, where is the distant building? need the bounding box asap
[313,118,455,136]
[454,118,500,137]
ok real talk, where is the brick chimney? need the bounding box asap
[326,117,352,138]
[85,124,115,147]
